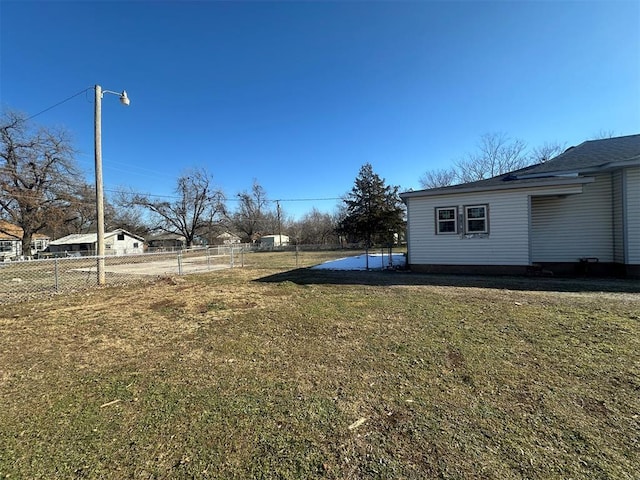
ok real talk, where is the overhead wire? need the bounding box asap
[25,87,93,122]
[0,181,342,206]
[4,88,344,210]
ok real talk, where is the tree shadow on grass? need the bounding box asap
[255,268,640,294]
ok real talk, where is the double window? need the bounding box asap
[435,204,489,235]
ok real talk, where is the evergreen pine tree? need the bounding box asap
[338,163,405,263]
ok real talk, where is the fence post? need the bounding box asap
[177,251,183,275]
[54,258,59,292]
[207,248,211,271]
[230,247,234,268]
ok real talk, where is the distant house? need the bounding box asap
[214,232,242,245]
[260,234,290,248]
[146,233,186,251]
[400,134,640,277]
[48,229,144,256]
[0,220,50,260]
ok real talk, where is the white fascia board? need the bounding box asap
[400,176,595,199]
[517,158,640,180]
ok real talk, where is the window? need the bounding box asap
[436,207,457,234]
[117,233,125,241]
[133,242,139,248]
[31,240,45,251]
[465,205,488,234]
[0,241,13,252]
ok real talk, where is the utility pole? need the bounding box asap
[276,200,282,247]
[94,85,130,285]
[94,85,105,285]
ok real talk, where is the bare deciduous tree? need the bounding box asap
[231,180,275,242]
[290,207,338,245]
[419,133,567,189]
[419,167,458,189]
[528,141,566,163]
[127,168,224,247]
[0,110,79,253]
[108,191,151,238]
[456,132,528,183]
[591,129,616,140]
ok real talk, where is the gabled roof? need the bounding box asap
[50,229,144,245]
[401,134,640,199]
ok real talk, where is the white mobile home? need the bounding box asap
[0,220,50,260]
[400,134,640,277]
[48,229,144,256]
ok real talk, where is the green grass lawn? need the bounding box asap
[1,257,638,479]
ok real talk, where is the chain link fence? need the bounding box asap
[240,244,402,270]
[1,244,402,304]
[1,247,243,304]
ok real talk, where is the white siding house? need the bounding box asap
[48,229,144,256]
[147,233,186,251]
[401,135,640,277]
[0,220,50,260]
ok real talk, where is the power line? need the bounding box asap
[0,184,343,205]
[272,197,341,202]
[25,87,93,122]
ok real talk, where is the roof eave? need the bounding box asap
[517,158,640,179]
[400,176,595,199]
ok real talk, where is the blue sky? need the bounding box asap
[1,0,638,220]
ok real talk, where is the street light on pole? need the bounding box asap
[94,84,130,285]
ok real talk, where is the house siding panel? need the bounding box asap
[108,233,144,255]
[406,191,530,266]
[530,174,613,263]
[612,171,624,263]
[625,167,640,264]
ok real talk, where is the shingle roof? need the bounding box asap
[520,134,640,176]
[401,134,640,198]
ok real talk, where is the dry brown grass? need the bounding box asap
[1,256,638,479]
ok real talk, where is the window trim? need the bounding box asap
[464,204,489,234]
[0,240,14,252]
[435,206,458,235]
